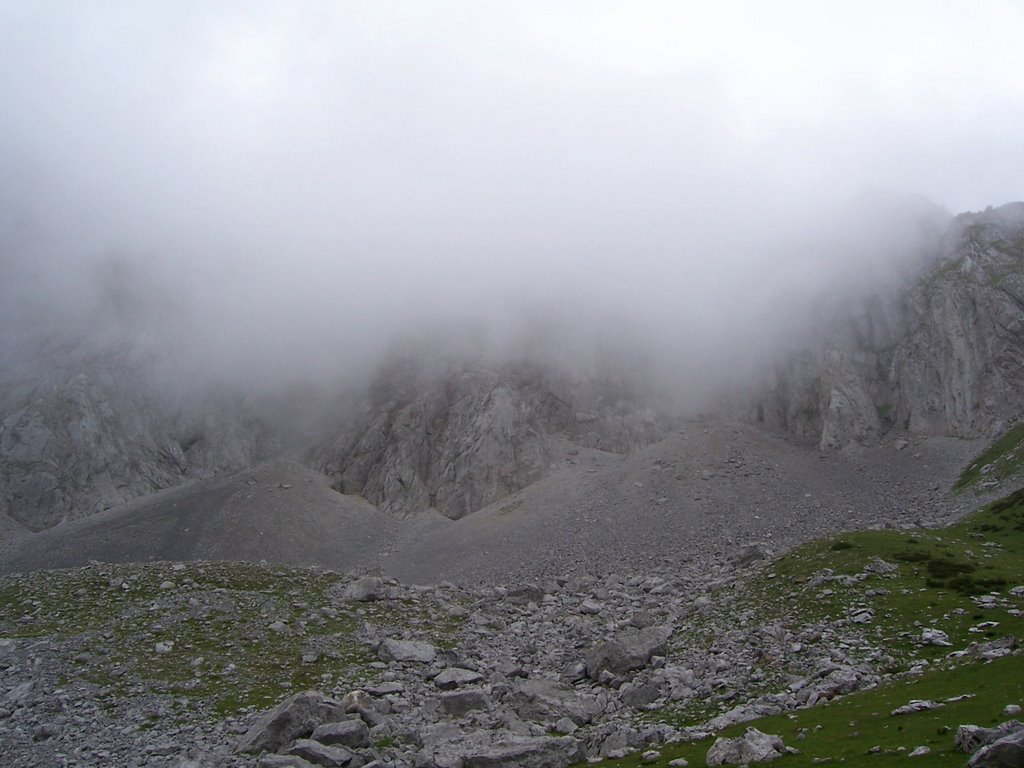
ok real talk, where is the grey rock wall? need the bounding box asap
[0,347,271,532]
[309,361,665,519]
[749,203,1024,449]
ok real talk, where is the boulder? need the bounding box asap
[312,719,371,749]
[957,721,1024,754]
[969,729,1024,767]
[344,577,387,602]
[585,626,672,680]
[921,628,952,646]
[339,690,374,714]
[507,679,602,726]
[729,543,773,569]
[378,638,437,663]
[620,684,660,709]
[434,667,485,690]
[706,727,785,766]
[461,734,582,768]
[237,691,346,754]
[439,688,491,718]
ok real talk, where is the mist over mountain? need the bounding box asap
[1,2,1023,538]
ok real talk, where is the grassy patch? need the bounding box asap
[0,561,466,720]
[615,487,1024,763]
[590,654,1024,768]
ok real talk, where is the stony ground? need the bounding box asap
[0,422,992,585]
[1,422,1019,767]
[2,505,1021,768]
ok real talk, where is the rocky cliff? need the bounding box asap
[309,357,666,519]
[0,342,271,532]
[750,202,1024,448]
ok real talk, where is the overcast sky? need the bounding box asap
[1,1,1022,397]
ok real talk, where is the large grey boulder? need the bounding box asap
[705,727,786,766]
[957,721,1024,754]
[378,638,437,663]
[439,688,491,718]
[507,679,603,726]
[237,691,346,754]
[417,727,583,768]
[969,729,1024,767]
[312,719,371,749]
[434,667,485,690]
[343,577,387,602]
[585,626,672,680]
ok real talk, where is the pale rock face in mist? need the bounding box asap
[309,359,666,520]
[750,203,1024,449]
[0,345,271,531]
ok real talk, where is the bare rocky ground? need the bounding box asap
[0,420,1015,768]
[0,421,989,585]
[1,533,1020,768]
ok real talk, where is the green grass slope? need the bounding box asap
[586,488,1024,767]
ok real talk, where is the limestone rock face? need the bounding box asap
[310,360,665,520]
[750,203,1024,449]
[0,346,270,533]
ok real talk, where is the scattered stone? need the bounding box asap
[433,667,484,689]
[237,691,346,754]
[706,727,786,765]
[921,628,952,646]
[507,584,545,605]
[909,745,930,757]
[730,543,773,569]
[641,749,661,763]
[258,756,319,768]
[891,700,944,716]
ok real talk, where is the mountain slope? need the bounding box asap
[751,202,1024,449]
[0,343,272,534]
[309,359,666,520]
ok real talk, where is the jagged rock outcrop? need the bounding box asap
[309,359,665,519]
[0,344,271,532]
[750,203,1024,449]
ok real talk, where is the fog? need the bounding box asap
[2,1,1023,410]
